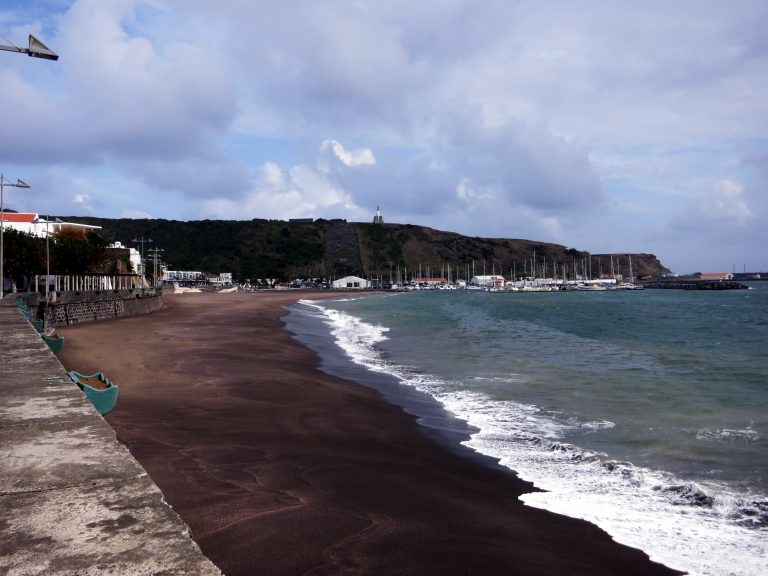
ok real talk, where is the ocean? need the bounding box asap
[285,283,768,576]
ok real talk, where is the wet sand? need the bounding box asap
[57,291,681,576]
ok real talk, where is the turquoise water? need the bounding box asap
[290,283,767,576]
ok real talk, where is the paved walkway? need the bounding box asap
[0,296,221,576]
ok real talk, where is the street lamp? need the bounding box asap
[0,174,31,299]
[0,33,59,60]
[0,31,56,298]
[42,217,63,332]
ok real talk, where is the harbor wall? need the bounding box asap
[642,280,747,290]
[25,289,164,327]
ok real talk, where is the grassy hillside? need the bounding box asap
[64,216,670,282]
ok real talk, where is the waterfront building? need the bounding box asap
[411,277,448,287]
[208,273,233,285]
[469,275,505,288]
[164,270,205,284]
[332,275,370,289]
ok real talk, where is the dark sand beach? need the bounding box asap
[57,291,681,576]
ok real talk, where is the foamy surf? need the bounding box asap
[296,298,768,576]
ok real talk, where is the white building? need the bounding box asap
[164,270,204,284]
[469,275,505,288]
[411,277,448,287]
[332,275,370,289]
[0,212,101,237]
[108,241,142,276]
[209,273,233,285]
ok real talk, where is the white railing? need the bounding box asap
[31,274,147,293]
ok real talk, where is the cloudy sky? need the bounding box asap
[1,0,766,273]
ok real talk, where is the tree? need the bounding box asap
[52,228,108,275]
[2,229,45,291]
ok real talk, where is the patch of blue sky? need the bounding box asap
[122,2,178,48]
[594,141,744,184]
[1,0,61,20]
[373,145,427,168]
[220,135,295,169]
[0,1,67,34]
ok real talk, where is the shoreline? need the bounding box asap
[284,297,499,463]
[57,291,681,576]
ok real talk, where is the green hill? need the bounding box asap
[62,217,670,282]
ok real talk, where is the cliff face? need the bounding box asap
[63,217,670,281]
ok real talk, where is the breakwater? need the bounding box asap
[642,280,748,290]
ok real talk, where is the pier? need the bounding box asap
[0,295,220,575]
[641,280,748,290]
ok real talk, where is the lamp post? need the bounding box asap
[41,217,63,333]
[0,32,56,299]
[0,33,58,60]
[1,174,31,299]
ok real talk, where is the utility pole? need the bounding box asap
[147,247,164,287]
[132,236,153,283]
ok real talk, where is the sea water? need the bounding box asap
[285,284,768,576]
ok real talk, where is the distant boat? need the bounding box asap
[67,371,118,415]
[617,254,643,289]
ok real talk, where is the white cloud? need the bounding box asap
[200,156,366,221]
[3,0,768,271]
[702,179,752,224]
[321,140,376,168]
[73,193,93,212]
[455,179,493,204]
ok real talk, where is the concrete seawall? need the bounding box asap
[0,296,221,575]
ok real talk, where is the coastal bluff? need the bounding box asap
[61,216,671,281]
[0,296,221,575]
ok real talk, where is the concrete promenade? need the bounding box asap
[0,296,221,576]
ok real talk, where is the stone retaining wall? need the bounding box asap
[35,290,164,327]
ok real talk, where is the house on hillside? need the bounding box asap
[0,212,101,237]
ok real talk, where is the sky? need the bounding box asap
[1,0,767,274]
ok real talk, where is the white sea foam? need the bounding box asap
[307,301,768,576]
[696,428,761,443]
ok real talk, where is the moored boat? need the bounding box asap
[67,371,118,415]
[41,333,64,353]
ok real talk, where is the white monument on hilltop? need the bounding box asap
[373,206,384,224]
